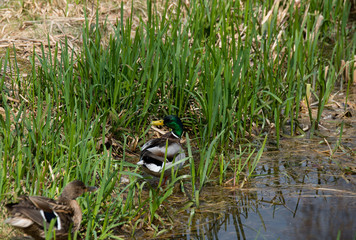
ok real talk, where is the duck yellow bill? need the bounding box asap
[151,119,164,126]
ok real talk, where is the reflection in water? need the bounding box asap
[181,183,356,240]
[160,139,356,240]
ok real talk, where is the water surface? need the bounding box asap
[161,137,356,240]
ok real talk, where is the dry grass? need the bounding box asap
[0,0,182,59]
[1,1,118,57]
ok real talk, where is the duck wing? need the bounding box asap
[5,196,73,232]
[31,196,75,231]
[139,137,185,174]
[28,196,57,212]
[141,138,182,161]
[5,196,53,229]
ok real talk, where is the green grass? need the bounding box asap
[0,0,354,239]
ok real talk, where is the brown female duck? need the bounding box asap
[5,180,97,240]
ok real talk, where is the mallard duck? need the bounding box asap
[138,115,186,177]
[4,180,97,240]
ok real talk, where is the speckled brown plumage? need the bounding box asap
[5,180,97,240]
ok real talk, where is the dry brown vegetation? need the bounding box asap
[0,0,180,57]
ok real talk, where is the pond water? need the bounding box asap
[158,136,356,240]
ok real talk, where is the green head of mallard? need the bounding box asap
[151,115,183,138]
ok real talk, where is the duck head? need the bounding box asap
[152,115,184,138]
[59,180,97,201]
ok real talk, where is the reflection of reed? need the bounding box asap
[181,189,263,240]
[184,147,356,240]
[158,138,356,239]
